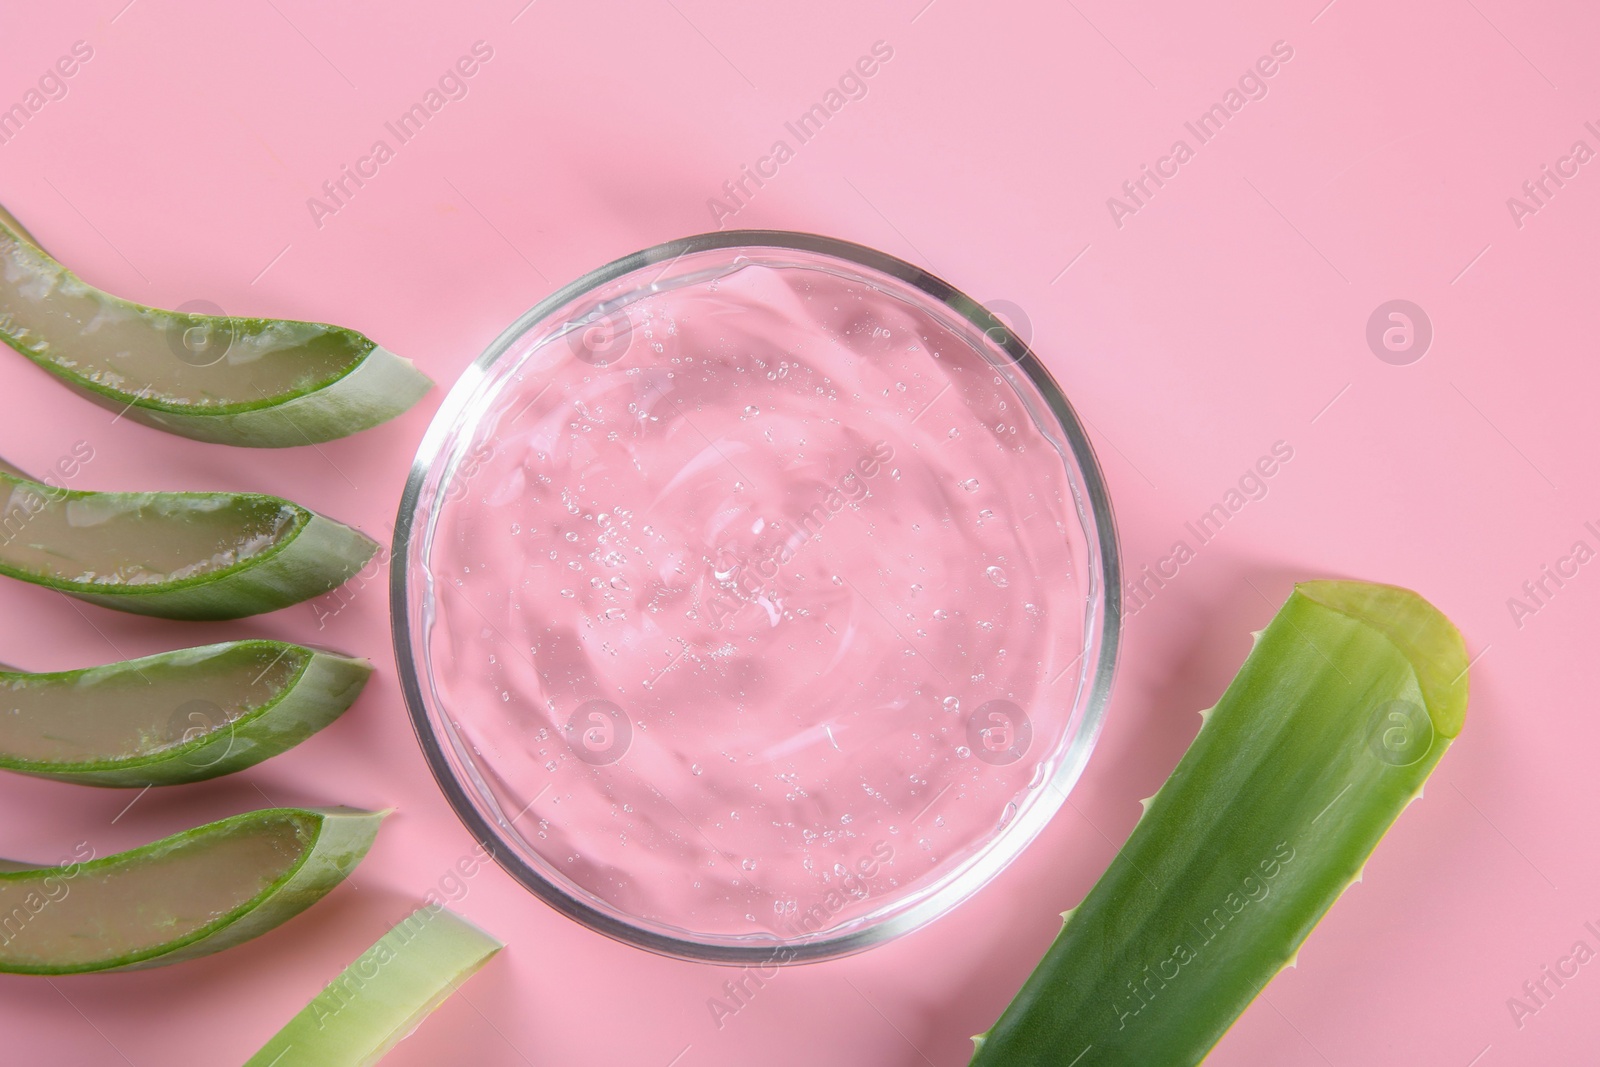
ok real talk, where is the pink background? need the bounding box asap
[0,1,1592,1063]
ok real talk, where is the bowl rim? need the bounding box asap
[390,229,1123,964]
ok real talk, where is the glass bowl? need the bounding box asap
[391,232,1120,963]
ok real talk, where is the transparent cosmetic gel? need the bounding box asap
[396,235,1118,962]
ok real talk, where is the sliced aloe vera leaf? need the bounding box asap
[246,905,503,1067]
[971,580,1470,1066]
[0,208,430,447]
[0,464,376,620]
[0,640,371,787]
[0,807,384,975]
[0,204,45,253]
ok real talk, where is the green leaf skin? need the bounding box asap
[246,905,503,1067]
[970,580,1470,1066]
[0,466,377,620]
[0,807,385,975]
[0,640,371,787]
[0,208,430,447]
[0,204,45,252]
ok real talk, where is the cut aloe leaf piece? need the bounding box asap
[0,807,384,974]
[971,580,1470,1066]
[0,204,44,252]
[0,463,376,620]
[246,905,503,1066]
[0,208,430,447]
[0,640,371,787]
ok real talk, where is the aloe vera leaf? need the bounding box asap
[0,807,384,975]
[970,580,1470,1066]
[0,464,376,620]
[246,905,503,1067]
[0,640,370,787]
[0,204,45,253]
[0,208,430,447]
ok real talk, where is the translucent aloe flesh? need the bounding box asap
[0,465,376,619]
[246,905,503,1066]
[0,207,430,447]
[0,641,370,786]
[0,807,383,974]
[971,580,1470,1066]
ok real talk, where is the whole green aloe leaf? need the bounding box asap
[0,206,430,447]
[971,580,1469,1066]
[0,640,371,787]
[0,461,376,619]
